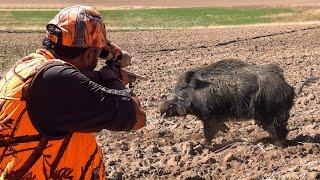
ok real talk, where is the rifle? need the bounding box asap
[105,50,148,85]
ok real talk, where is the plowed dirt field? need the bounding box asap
[0,24,319,179]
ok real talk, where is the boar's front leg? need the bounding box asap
[255,111,289,147]
[268,115,289,147]
[218,122,230,133]
[202,120,229,144]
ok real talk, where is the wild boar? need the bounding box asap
[160,59,315,146]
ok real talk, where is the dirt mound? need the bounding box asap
[0,24,319,179]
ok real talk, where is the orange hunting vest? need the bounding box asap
[0,49,105,180]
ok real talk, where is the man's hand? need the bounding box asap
[118,50,132,68]
[131,95,146,130]
[102,45,148,87]
[119,69,130,86]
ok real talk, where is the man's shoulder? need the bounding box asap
[38,62,79,82]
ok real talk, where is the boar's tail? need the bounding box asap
[294,76,319,96]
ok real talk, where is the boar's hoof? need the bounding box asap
[202,139,213,148]
[274,139,288,147]
[219,123,230,133]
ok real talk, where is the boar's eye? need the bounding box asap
[174,85,187,92]
[179,86,188,91]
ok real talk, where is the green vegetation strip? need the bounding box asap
[0,7,317,31]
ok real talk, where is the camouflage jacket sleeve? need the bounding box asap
[27,63,137,138]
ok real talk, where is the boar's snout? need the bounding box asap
[160,96,180,118]
[160,103,178,118]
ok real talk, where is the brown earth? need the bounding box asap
[1,0,320,9]
[0,24,320,179]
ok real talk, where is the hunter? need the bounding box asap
[0,5,146,179]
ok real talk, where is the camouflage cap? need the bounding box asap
[46,5,107,48]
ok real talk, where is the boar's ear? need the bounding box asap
[183,70,196,84]
[194,79,210,89]
[181,70,210,89]
[183,70,209,89]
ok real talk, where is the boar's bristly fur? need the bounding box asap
[160,59,298,146]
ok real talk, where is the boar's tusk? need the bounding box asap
[161,112,168,118]
[177,96,184,100]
